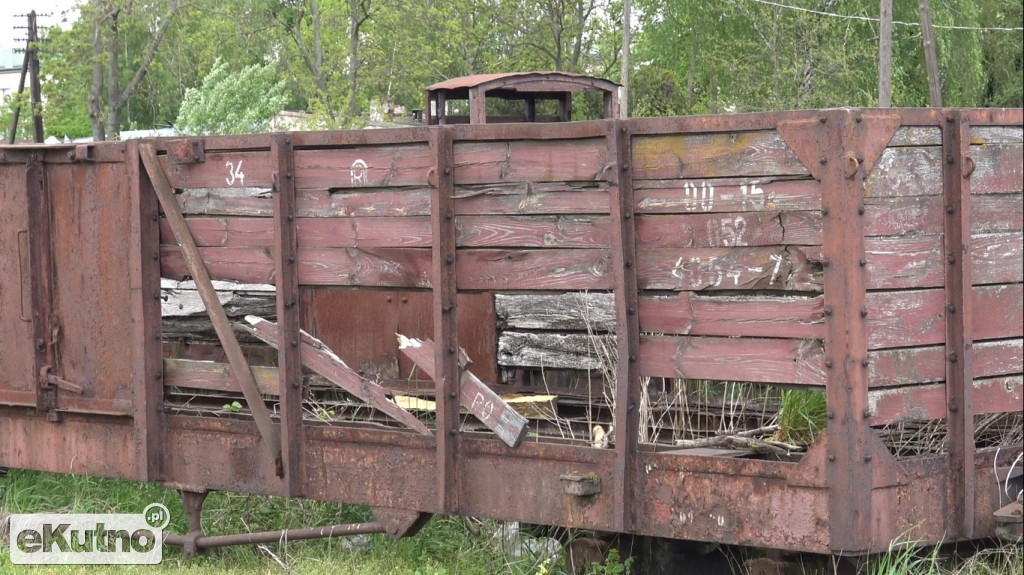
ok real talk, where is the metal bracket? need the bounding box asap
[560,472,602,497]
[39,365,84,394]
[165,138,205,164]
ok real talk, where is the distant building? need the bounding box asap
[1,65,22,101]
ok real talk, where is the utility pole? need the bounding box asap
[620,0,631,118]
[878,0,893,107]
[918,0,942,107]
[7,10,46,144]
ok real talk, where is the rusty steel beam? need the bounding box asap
[942,111,976,539]
[430,126,460,513]
[272,134,304,493]
[26,153,59,420]
[128,140,164,481]
[608,120,642,533]
[139,143,282,466]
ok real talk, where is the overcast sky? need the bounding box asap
[1,0,80,67]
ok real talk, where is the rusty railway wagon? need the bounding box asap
[1,102,1022,561]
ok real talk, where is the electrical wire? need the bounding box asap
[748,0,1024,32]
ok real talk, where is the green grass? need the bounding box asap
[776,389,828,445]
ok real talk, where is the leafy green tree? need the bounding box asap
[174,58,288,135]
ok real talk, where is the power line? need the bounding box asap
[748,0,1024,32]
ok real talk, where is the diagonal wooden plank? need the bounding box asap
[397,335,528,448]
[240,316,432,436]
[140,143,282,467]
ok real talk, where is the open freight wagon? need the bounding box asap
[1,107,1022,560]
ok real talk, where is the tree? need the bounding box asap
[87,0,183,140]
[174,58,288,135]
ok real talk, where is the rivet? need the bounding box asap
[627,403,636,411]
[448,346,456,355]
[445,211,453,220]
[152,213,159,221]
[823,306,832,317]
[819,157,827,165]
[624,212,632,219]
[855,116,863,123]
[291,340,298,347]
[948,352,958,363]
[449,391,457,399]
[827,453,836,462]
[444,167,451,175]
[825,358,834,368]
[862,358,870,367]
[621,126,627,133]
[946,154,955,165]
[154,294,161,300]
[629,354,637,362]
[153,253,160,260]
[155,371,163,380]
[862,409,871,419]
[946,116,954,124]
[627,307,636,315]
[860,308,868,317]
[286,170,292,179]
[947,254,956,264]
[827,410,835,420]
[288,256,296,263]
[946,303,956,313]
[822,258,831,267]
[821,208,829,216]
[857,205,865,215]
[291,381,299,389]
[285,136,291,144]
[621,164,630,171]
[386,296,392,302]
[624,260,633,268]
[863,455,872,463]
[449,429,457,436]
[945,204,955,214]
[949,402,958,413]
[287,214,294,221]
[819,117,827,124]
[446,255,455,264]
[401,297,408,303]
[859,258,867,267]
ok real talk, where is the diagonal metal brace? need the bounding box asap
[139,143,283,469]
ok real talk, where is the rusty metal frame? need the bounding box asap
[430,125,460,513]
[26,152,59,420]
[607,120,641,533]
[1,108,1021,556]
[272,134,304,493]
[942,111,976,538]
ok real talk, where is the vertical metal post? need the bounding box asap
[430,126,460,513]
[128,140,165,481]
[27,154,58,419]
[942,112,975,538]
[273,134,303,492]
[608,120,641,532]
[820,111,874,552]
[27,11,44,143]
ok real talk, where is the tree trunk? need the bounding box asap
[105,9,122,140]
[348,0,361,119]
[918,0,942,107]
[620,0,630,118]
[878,0,893,107]
[88,0,106,141]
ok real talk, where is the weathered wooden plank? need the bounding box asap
[456,249,614,291]
[160,151,274,189]
[867,144,1023,197]
[175,183,611,218]
[294,145,432,190]
[498,331,611,371]
[161,217,433,249]
[453,139,607,184]
[859,193,1024,238]
[637,246,822,292]
[888,127,942,147]
[867,284,1023,350]
[634,178,820,214]
[636,212,791,247]
[164,358,282,395]
[240,316,433,436]
[639,335,826,386]
[632,131,809,180]
[867,376,1023,426]
[397,335,528,448]
[970,126,1023,145]
[864,232,1023,290]
[495,284,1020,347]
[456,215,611,248]
[869,338,1022,387]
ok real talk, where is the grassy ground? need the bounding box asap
[1,468,1020,574]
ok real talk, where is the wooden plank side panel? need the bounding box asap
[865,232,1023,289]
[639,335,826,386]
[453,138,608,184]
[867,376,1023,426]
[866,143,1023,197]
[294,145,432,190]
[634,178,820,214]
[161,151,274,189]
[869,338,1022,387]
[632,131,810,180]
[637,246,822,292]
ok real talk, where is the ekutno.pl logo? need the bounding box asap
[9,503,170,564]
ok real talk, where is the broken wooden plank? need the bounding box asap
[141,142,283,465]
[239,316,432,436]
[397,335,528,448]
[867,376,1023,426]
